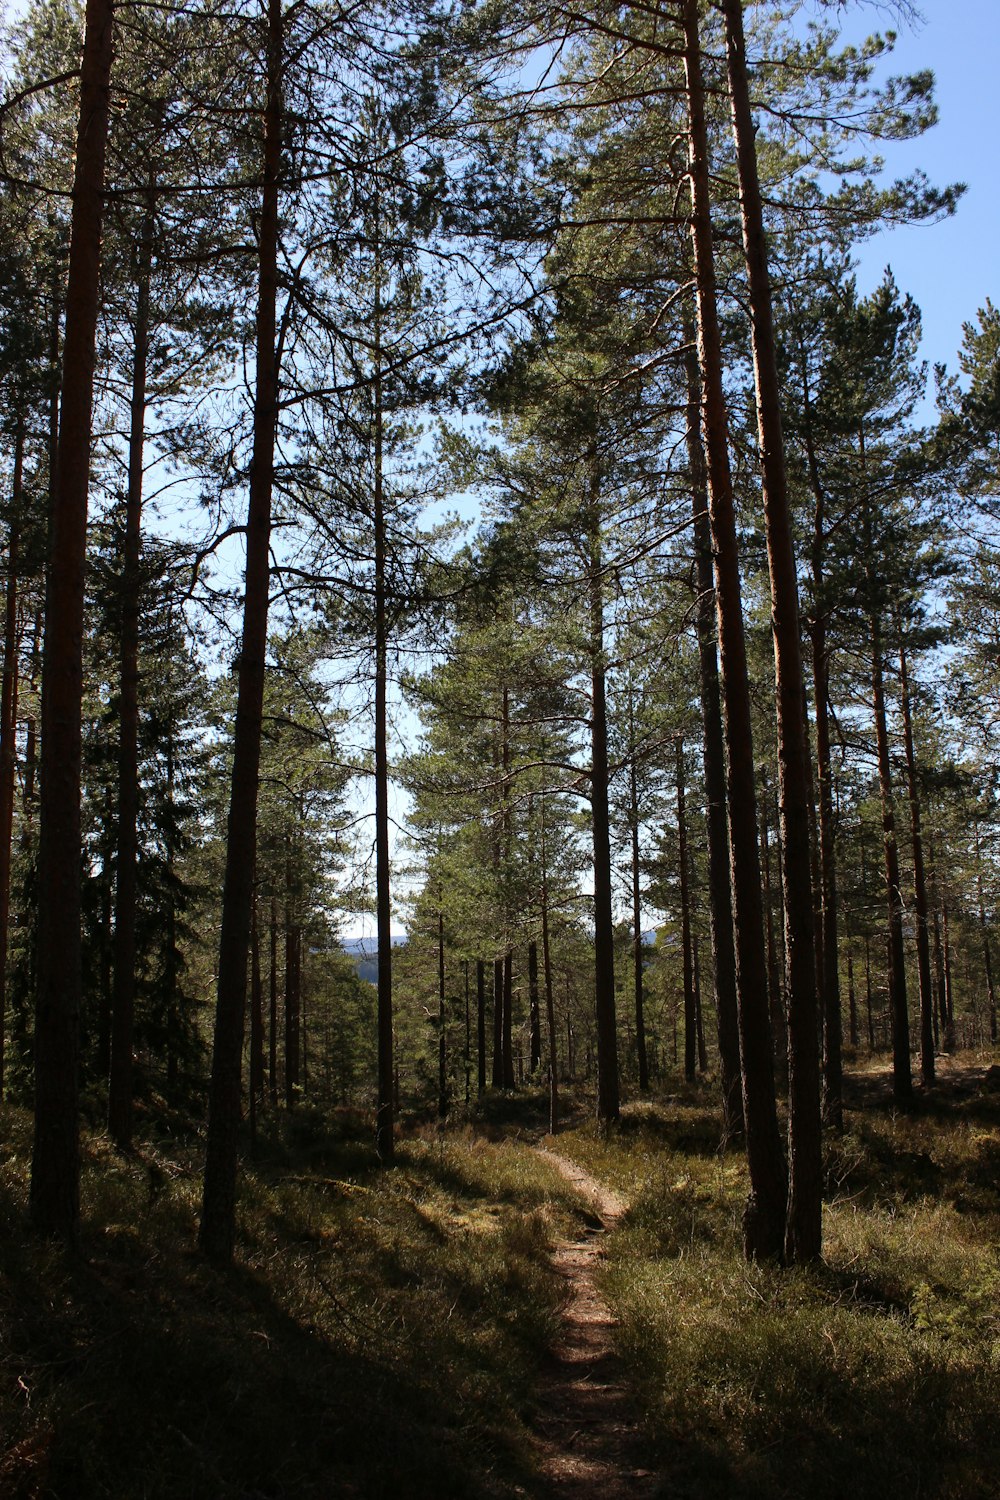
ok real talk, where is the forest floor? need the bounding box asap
[1,1055,999,1499]
[528,1147,659,1499]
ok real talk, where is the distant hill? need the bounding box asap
[341,935,406,985]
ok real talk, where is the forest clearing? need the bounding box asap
[1,0,1000,1491]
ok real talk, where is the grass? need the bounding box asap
[4,1063,999,1499]
[0,1103,585,1499]
[554,1062,1000,1500]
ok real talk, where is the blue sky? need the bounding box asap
[814,0,1000,377]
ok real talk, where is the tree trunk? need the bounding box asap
[285,896,300,1108]
[589,496,619,1125]
[975,821,997,1045]
[541,806,559,1135]
[870,608,912,1104]
[269,896,278,1106]
[677,737,696,1084]
[760,776,787,1090]
[463,960,471,1105]
[812,621,843,1129]
[527,940,541,1073]
[199,0,282,1261]
[438,907,447,1118]
[0,422,23,1101]
[108,191,154,1150]
[249,892,263,1146]
[31,0,114,1242]
[476,958,486,1094]
[685,337,741,1136]
[492,956,503,1087]
[502,949,514,1089]
[682,0,785,1260]
[847,952,859,1050]
[694,937,708,1073]
[627,714,650,1092]
[373,226,395,1163]
[721,0,821,1261]
[898,635,935,1087]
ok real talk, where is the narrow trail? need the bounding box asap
[529,1147,661,1499]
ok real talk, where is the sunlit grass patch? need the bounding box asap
[559,1087,1000,1500]
[0,1104,583,1499]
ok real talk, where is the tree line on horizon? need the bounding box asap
[0,0,998,1266]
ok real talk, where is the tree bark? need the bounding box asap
[285,889,301,1108]
[627,708,650,1092]
[683,0,785,1260]
[438,907,447,1117]
[870,608,912,1104]
[682,0,785,1260]
[199,0,282,1262]
[502,948,514,1089]
[373,259,394,1162]
[541,805,559,1135]
[721,0,821,1262]
[898,635,935,1087]
[269,896,278,1106]
[685,338,741,1136]
[589,494,619,1125]
[31,0,114,1242]
[492,955,503,1087]
[0,422,23,1101]
[108,190,154,1149]
[476,958,486,1094]
[527,940,542,1073]
[677,737,696,1084]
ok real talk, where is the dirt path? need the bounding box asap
[529,1148,660,1499]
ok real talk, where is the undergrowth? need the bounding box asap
[0,1104,583,1500]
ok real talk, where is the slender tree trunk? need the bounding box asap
[589,495,619,1125]
[865,935,875,1053]
[528,940,541,1073]
[492,956,503,1087]
[682,0,785,1260]
[476,958,486,1094]
[463,959,471,1106]
[628,716,650,1092]
[541,806,558,1135]
[0,422,24,1101]
[677,737,696,1084]
[372,222,395,1162]
[847,953,859,1050]
[164,726,180,1098]
[249,893,263,1147]
[813,621,843,1128]
[199,0,283,1261]
[721,0,821,1261]
[502,949,514,1089]
[942,895,956,1050]
[285,890,300,1108]
[760,776,786,1089]
[685,337,741,1135]
[694,938,708,1073]
[31,0,114,1242]
[108,192,154,1149]
[870,608,912,1104]
[438,907,447,1118]
[269,897,278,1107]
[23,607,42,817]
[898,635,935,1086]
[974,820,997,1045]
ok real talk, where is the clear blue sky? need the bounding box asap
[813,0,1000,376]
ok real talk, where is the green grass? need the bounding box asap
[0,1104,584,1499]
[554,1070,1000,1500]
